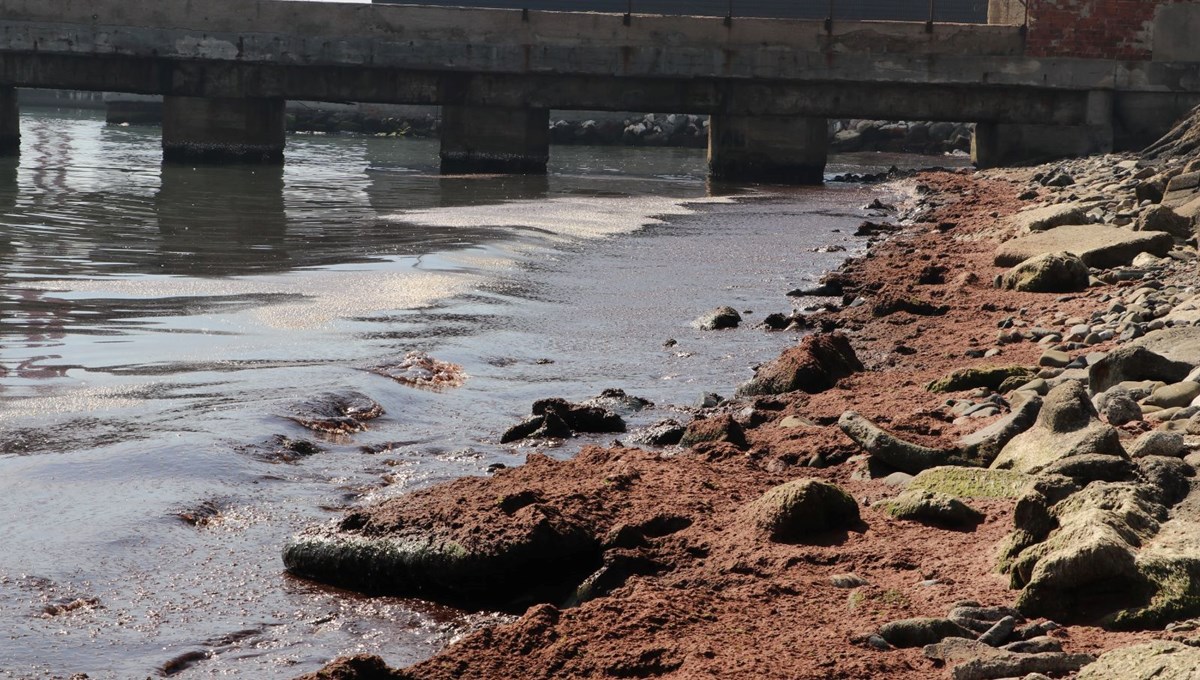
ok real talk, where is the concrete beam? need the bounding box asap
[162,95,285,164]
[0,86,17,155]
[708,115,827,184]
[440,105,548,174]
[0,53,1099,125]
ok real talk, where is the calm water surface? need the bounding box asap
[0,109,963,678]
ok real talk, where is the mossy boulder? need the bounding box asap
[872,488,984,527]
[927,365,1033,393]
[1000,251,1090,293]
[745,479,860,542]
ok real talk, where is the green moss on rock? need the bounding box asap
[909,466,1032,499]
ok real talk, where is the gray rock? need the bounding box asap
[977,615,1017,647]
[1007,203,1086,233]
[1144,381,1200,409]
[1088,346,1193,394]
[1039,453,1137,484]
[745,479,860,542]
[1136,455,1194,506]
[878,617,975,648]
[994,225,1174,269]
[1000,252,1090,293]
[692,306,741,330]
[1001,636,1063,654]
[1039,350,1071,368]
[838,411,964,473]
[1077,641,1200,680]
[1127,430,1186,458]
[1094,386,1144,426]
[1134,204,1194,238]
[924,638,1094,680]
[1132,327,1200,369]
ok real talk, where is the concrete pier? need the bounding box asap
[707,115,828,184]
[972,91,1114,168]
[162,96,285,164]
[439,105,549,174]
[0,87,18,155]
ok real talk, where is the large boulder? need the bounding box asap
[994,224,1174,269]
[737,332,863,396]
[1006,202,1088,233]
[744,479,860,542]
[1088,346,1193,394]
[1133,327,1200,369]
[1077,641,1200,680]
[1134,205,1194,238]
[990,381,1126,474]
[999,251,1090,293]
[1011,482,1163,620]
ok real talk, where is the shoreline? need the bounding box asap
[293,139,1200,678]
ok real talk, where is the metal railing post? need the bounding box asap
[825,0,833,33]
[724,0,732,27]
[623,0,631,26]
[926,0,935,32]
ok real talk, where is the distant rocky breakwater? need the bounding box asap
[284,107,1200,679]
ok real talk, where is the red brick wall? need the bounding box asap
[1025,0,1181,59]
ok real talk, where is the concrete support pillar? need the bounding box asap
[0,87,19,156]
[972,91,1114,169]
[162,96,285,164]
[707,115,828,184]
[439,105,549,174]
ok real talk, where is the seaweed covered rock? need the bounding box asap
[999,251,1090,293]
[679,414,747,449]
[283,454,602,608]
[294,655,406,680]
[744,479,859,542]
[990,381,1126,474]
[737,332,863,396]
